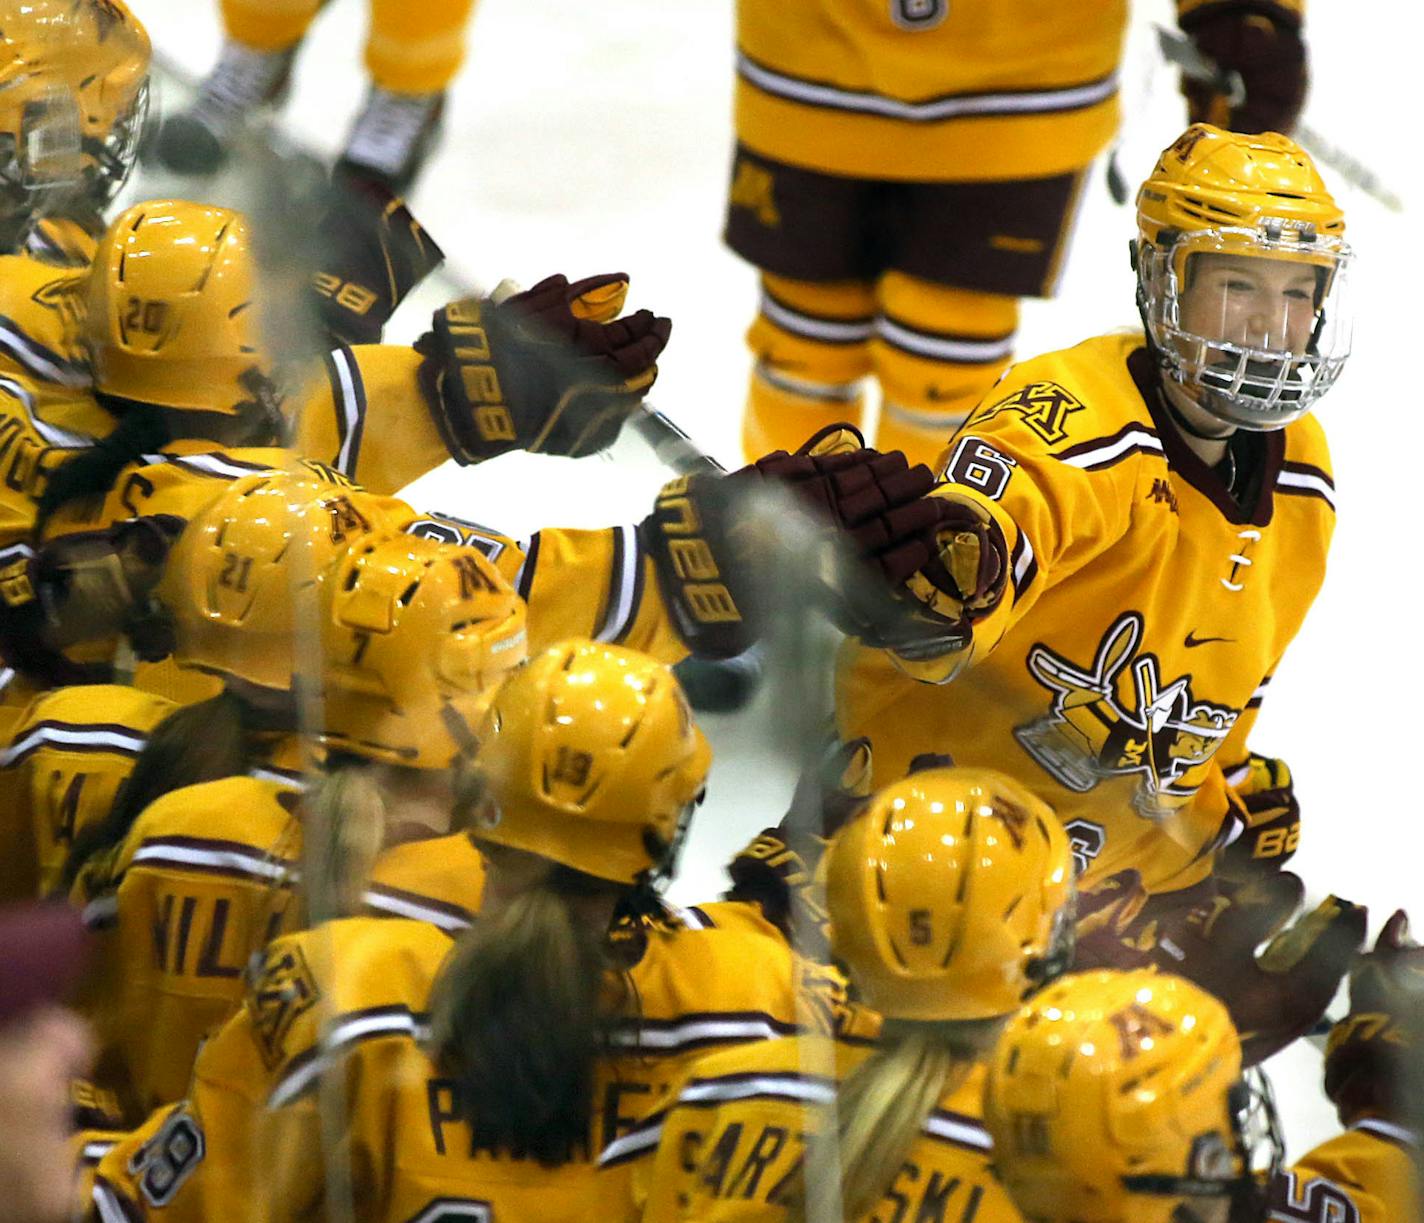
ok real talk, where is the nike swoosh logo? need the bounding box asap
[1184,632,1234,648]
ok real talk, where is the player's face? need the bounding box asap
[1179,253,1320,356]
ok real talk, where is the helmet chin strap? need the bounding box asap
[1162,383,1237,442]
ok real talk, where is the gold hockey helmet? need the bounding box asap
[463,640,711,885]
[84,200,281,418]
[0,0,150,235]
[1135,124,1352,430]
[319,532,527,769]
[985,969,1276,1223]
[158,472,408,692]
[824,766,1074,1022]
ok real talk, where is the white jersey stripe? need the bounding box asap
[0,725,149,766]
[362,888,471,933]
[923,1113,993,1151]
[1013,531,1036,589]
[268,1010,432,1108]
[1276,468,1336,509]
[598,1122,663,1166]
[1351,1118,1419,1147]
[595,525,640,644]
[92,1182,130,1223]
[1056,427,1163,470]
[330,347,364,475]
[737,53,1118,122]
[609,1017,795,1051]
[131,842,293,881]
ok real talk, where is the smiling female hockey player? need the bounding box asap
[985,968,1282,1223]
[86,640,834,1223]
[837,123,1351,899]
[614,764,1074,1223]
[823,122,1369,1065]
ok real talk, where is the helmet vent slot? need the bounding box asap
[398,580,419,605]
[874,867,887,903]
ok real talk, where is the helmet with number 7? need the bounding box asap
[84,200,281,420]
[0,0,150,246]
[158,472,411,692]
[824,766,1075,1022]
[1135,124,1352,431]
[984,969,1282,1223]
[461,640,711,886]
[319,531,528,769]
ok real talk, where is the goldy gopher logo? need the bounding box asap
[1014,612,1238,819]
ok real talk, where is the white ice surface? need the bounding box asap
[126,0,1420,1163]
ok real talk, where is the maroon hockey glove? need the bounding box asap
[1179,1,1308,134]
[313,179,445,346]
[416,273,672,464]
[1155,874,1364,1066]
[725,737,873,951]
[1217,752,1301,883]
[1323,910,1424,1127]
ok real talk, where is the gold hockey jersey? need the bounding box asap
[289,342,451,496]
[737,0,1128,181]
[838,332,1335,894]
[1269,1121,1422,1223]
[76,769,486,1123]
[0,683,175,903]
[89,903,822,1223]
[0,252,91,390]
[610,1034,1017,1223]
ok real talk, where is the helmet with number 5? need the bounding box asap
[824,766,1075,1022]
[985,969,1281,1223]
[84,199,281,420]
[1135,124,1352,431]
[462,640,711,885]
[0,0,150,245]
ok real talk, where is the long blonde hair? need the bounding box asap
[426,848,628,1166]
[805,1017,1001,1222]
[299,761,388,922]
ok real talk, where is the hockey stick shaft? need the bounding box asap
[1155,25,1404,212]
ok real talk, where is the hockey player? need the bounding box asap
[985,967,1280,1223]
[153,0,477,191]
[0,0,150,259]
[0,684,175,903]
[1266,911,1424,1222]
[836,124,1351,910]
[86,640,831,1223]
[67,485,526,1121]
[731,0,1311,465]
[610,764,1073,1222]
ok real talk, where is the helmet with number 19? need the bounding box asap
[1135,124,1352,431]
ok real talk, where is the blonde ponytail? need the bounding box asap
[301,763,387,922]
[806,1018,999,1222]
[427,864,625,1166]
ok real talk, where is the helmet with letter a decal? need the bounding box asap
[985,968,1281,1223]
[1135,124,1351,431]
